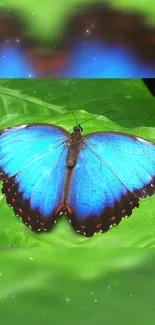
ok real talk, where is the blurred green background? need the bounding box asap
[0,248,155,325]
[0,78,155,247]
[1,0,155,41]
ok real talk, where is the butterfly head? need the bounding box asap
[73,124,83,133]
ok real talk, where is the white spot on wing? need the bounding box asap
[18,125,27,129]
[4,125,27,132]
[136,137,149,144]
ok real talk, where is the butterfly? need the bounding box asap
[0,122,155,237]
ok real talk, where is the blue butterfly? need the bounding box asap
[0,122,155,237]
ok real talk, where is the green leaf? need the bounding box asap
[0,78,155,247]
[0,248,154,325]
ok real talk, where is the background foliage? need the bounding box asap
[1,0,155,40]
[0,248,155,325]
[0,78,155,247]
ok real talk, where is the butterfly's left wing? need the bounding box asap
[0,124,69,231]
[66,132,155,237]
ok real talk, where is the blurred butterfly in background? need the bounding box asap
[0,114,155,237]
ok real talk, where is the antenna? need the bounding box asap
[62,96,79,125]
[80,110,114,125]
[62,96,114,126]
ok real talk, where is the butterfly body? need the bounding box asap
[66,124,83,167]
[0,122,155,237]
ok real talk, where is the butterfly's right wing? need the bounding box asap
[0,124,69,231]
[65,131,155,237]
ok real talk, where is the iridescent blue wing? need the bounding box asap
[0,124,69,231]
[66,132,155,237]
